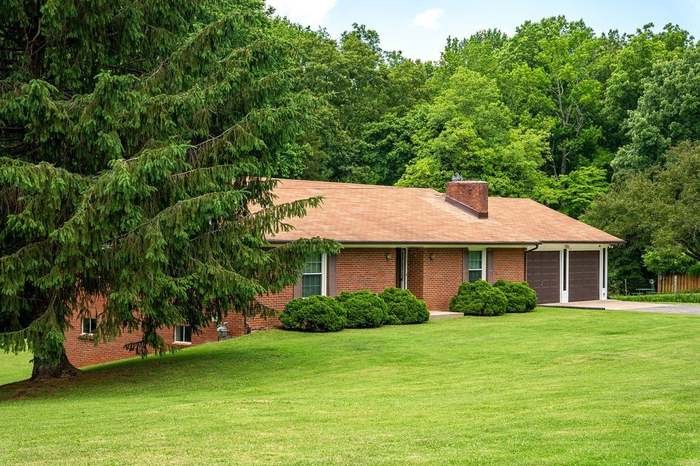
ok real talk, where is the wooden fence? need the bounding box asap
[657,274,700,293]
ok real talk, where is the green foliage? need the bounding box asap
[395,157,448,190]
[586,142,700,259]
[687,263,700,278]
[0,0,340,375]
[271,21,433,181]
[398,68,548,197]
[534,166,609,218]
[585,142,700,290]
[613,293,700,303]
[613,47,700,174]
[379,288,429,324]
[280,296,347,332]
[494,280,537,313]
[642,247,696,275]
[336,290,388,329]
[603,24,690,147]
[449,280,507,316]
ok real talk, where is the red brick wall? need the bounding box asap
[64,295,282,368]
[64,249,398,368]
[419,248,465,311]
[257,285,294,311]
[491,248,525,282]
[63,247,528,367]
[336,248,396,293]
[407,248,465,311]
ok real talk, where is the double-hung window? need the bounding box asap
[468,250,485,282]
[174,325,192,344]
[81,317,97,335]
[301,254,326,297]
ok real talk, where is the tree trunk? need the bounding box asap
[31,348,78,380]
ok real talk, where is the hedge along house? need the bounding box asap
[65,179,622,367]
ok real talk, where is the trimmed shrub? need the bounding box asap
[336,290,388,328]
[280,296,347,332]
[379,288,429,324]
[494,280,537,313]
[449,280,507,316]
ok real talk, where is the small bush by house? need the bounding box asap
[280,296,347,332]
[336,290,388,328]
[379,288,429,324]
[494,280,537,313]
[449,280,507,316]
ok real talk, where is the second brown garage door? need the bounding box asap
[526,251,560,304]
[569,251,600,301]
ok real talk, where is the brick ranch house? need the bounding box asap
[65,179,622,366]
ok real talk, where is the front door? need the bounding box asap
[396,248,408,289]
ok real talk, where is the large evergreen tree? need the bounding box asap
[0,0,337,379]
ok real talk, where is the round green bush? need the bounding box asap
[336,290,388,328]
[280,296,347,332]
[379,288,429,324]
[449,280,507,316]
[494,280,537,313]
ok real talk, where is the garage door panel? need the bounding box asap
[569,251,599,301]
[526,251,560,304]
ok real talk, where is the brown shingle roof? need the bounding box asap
[269,179,622,245]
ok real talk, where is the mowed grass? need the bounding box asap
[1,308,699,465]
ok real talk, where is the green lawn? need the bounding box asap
[613,292,700,303]
[1,308,699,465]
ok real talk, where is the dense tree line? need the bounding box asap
[271,16,698,291]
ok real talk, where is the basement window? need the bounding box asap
[174,325,192,344]
[81,317,97,335]
[302,254,326,297]
[468,250,485,282]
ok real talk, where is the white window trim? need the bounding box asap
[80,317,97,336]
[173,325,192,345]
[399,248,408,289]
[600,247,608,300]
[560,249,569,303]
[301,253,327,297]
[467,249,487,281]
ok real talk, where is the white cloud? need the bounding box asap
[413,8,445,30]
[267,0,337,27]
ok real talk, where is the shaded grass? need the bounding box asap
[0,308,698,465]
[0,351,32,386]
[613,293,700,303]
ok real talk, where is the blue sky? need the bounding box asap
[267,0,700,60]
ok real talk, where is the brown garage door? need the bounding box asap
[569,251,600,301]
[526,251,560,304]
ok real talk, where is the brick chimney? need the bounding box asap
[445,180,488,218]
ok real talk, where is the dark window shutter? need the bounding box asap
[486,249,495,283]
[462,248,469,282]
[326,254,337,297]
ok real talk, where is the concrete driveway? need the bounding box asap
[542,299,700,315]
